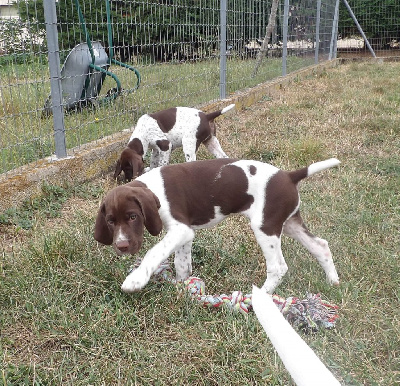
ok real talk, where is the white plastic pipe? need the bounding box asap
[252,286,341,386]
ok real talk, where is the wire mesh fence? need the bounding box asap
[337,0,400,57]
[0,0,398,175]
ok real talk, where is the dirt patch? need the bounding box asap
[1,323,78,368]
[0,225,31,254]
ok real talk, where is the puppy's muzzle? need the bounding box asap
[114,239,130,255]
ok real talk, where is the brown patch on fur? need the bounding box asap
[128,138,144,155]
[205,109,224,122]
[195,111,221,150]
[249,165,257,175]
[213,164,254,215]
[149,108,177,133]
[156,139,170,151]
[261,170,300,236]
[288,167,308,184]
[162,159,253,226]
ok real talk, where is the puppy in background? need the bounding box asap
[114,104,235,181]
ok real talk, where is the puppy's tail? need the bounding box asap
[289,158,341,184]
[205,103,235,121]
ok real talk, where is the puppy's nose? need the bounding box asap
[115,239,130,253]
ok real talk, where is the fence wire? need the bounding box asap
[0,0,398,175]
[338,0,400,56]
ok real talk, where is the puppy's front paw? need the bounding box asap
[327,274,340,287]
[121,269,149,293]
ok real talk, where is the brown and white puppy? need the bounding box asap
[96,158,340,294]
[114,104,235,181]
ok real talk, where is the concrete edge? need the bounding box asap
[0,59,342,211]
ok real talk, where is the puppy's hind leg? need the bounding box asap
[203,136,228,158]
[252,224,288,294]
[283,212,339,286]
[150,146,172,169]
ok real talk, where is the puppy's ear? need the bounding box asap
[131,187,163,236]
[114,159,122,179]
[94,203,113,245]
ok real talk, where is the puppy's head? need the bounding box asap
[114,138,145,181]
[114,148,144,182]
[94,184,162,256]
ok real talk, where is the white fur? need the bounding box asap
[203,136,228,159]
[113,228,129,256]
[308,158,340,177]
[221,103,235,114]
[231,161,292,291]
[115,228,128,243]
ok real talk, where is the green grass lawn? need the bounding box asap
[1,61,399,385]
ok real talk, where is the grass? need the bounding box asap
[0,54,311,174]
[1,61,400,385]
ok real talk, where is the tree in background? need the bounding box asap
[18,0,120,59]
[0,1,45,60]
[17,0,222,62]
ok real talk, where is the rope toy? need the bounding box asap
[129,260,339,332]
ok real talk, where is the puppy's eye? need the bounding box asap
[107,219,115,225]
[129,214,137,221]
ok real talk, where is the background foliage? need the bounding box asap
[15,0,400,54]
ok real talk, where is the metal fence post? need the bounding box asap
[282,0,289,76]
[315,0,322,64]
[341,0,376,58]
[329,0,340,60]
[43,0,67,159]
[219,0,227,99]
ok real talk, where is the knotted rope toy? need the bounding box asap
[129,260,339,332]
